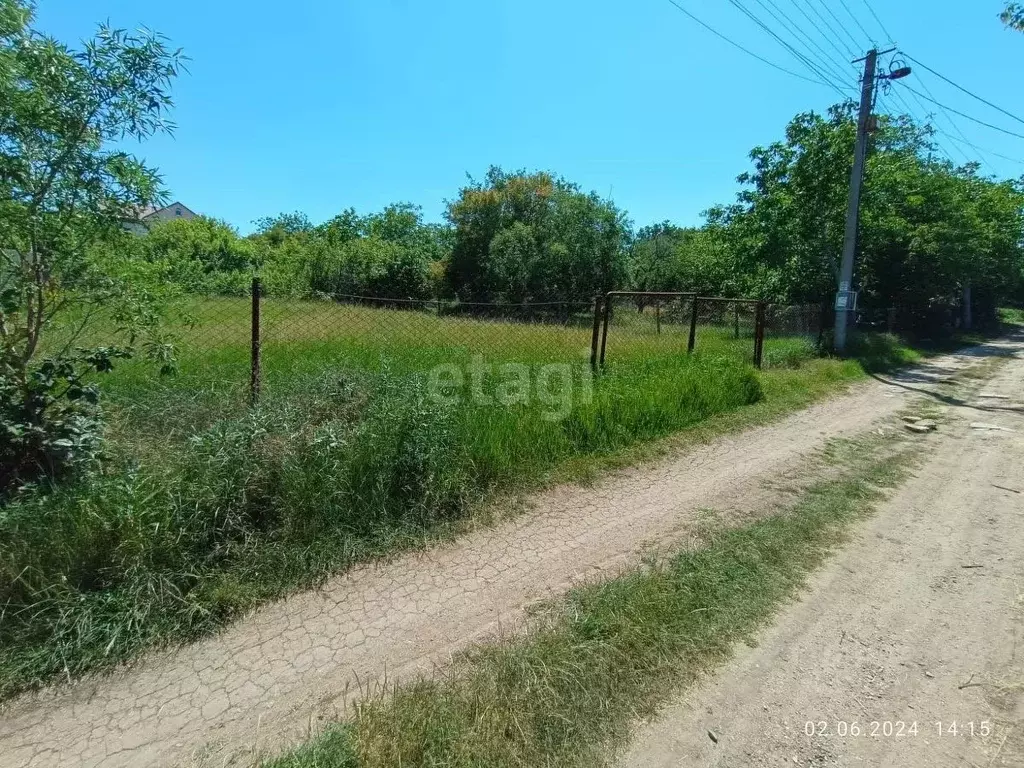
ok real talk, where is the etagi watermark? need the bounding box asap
[426,354,593,421]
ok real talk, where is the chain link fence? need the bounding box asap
[598,294,823,370]
[90,283,827,444]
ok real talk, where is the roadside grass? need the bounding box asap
[0,296,955,699]
[999,306,1024,326]
[267,430,923,768]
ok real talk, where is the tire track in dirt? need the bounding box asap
[620,337,1024,768]
[0,341,1013,768]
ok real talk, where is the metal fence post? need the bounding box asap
[687,297,699,354]
[754,301,766,369]
[599,293,612,367]
[250,276,262,407]
[590,295,602,371]
[655,300,661,335]
[734,304,740,339]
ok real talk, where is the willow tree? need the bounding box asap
[0,0,184,488]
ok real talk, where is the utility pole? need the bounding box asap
[833,49,910,353]
[833,49,878,354]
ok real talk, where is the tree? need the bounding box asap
[252,211,314,246]
[0,0,184,488]
[629,223,685,294]
[703,105,862,303]
[301,204,444,300]
[697,101,1024,331]
[445,167,631,303]
[1003,3,1024,30]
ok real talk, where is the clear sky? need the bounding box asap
[33,0,1024,233]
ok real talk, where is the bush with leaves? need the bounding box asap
[0,0,184,486]
[0,346,131,493]
[137,216,256,295]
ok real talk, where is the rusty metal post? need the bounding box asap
[687,296,699,354]
[590,295,602,371]
[754,301,766,369]
[734,304,740,339]
[599,293,612,367]
[250,276,262,407]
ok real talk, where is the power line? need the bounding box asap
[899,83,1024,141]
[727,0,851,97]
[886,77,980,163]
[900,82,987,166]
[757,0,851,78]
[860,0,895,43]
[886,87,971,164]
[895,58,999,168]
[663,0,842,88]
[786,0,859,65]
[835,0,876,43]
[882,85,1024,173]
[880,85,963,163]
[911,73,985,158]
[933,129,1024,166]
[728,0,841,86]
[750,0,853,83]
[790,0,858,60]
[811,0,864,53]
[900,53,1024,128]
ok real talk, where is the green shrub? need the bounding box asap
[0,349,130,494]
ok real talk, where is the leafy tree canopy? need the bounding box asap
[445,167,631,303]
[664,102,1024,327]
[1003,2,1024,30]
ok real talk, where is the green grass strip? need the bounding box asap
[268,434,920,768]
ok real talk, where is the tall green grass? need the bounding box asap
[0,346,763,696]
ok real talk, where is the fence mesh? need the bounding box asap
[84,285,830,446]
[600,292,695,364]
[691,297,762,359]
[259,294,596,396]
[600,295,825,369]
[761,304,823,367]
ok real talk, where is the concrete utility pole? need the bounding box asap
[833,49,910,352]
[833,49,878,354]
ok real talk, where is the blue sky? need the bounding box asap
[34,0,1024,233]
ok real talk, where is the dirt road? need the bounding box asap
[0,339,1018,768]
[621,339,1024,768]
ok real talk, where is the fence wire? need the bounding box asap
[259,293,596,397]
[90,284,829,444]
[600,295,825,370]
[599,292,694,365]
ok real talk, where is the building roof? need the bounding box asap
[139,201,197,220]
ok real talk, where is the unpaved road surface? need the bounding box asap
[621,338,1024,768]
[0,340,1018,768]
